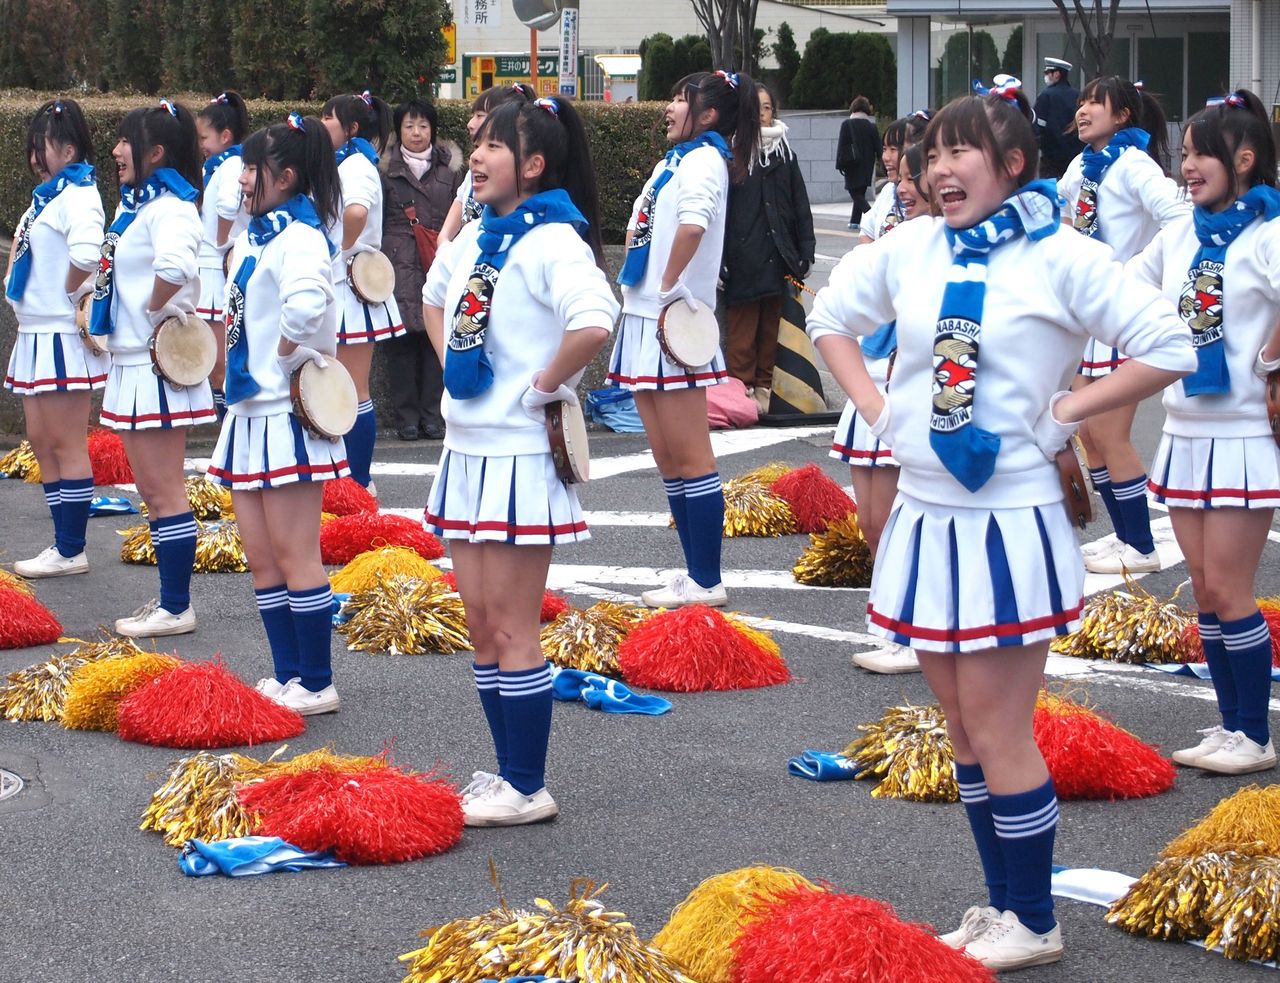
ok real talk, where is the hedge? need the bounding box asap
[0,92,665,244]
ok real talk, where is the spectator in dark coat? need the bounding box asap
[721,82,817,414]
[380,99,464,440]
[835,95,880,231]
[1034,56,1085,179]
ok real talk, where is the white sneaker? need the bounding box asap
[462,778,559,827]
[1196,730,1277,775]
[277,678,340,716]
[851,643,920,674]
[1080,537,1123,560]
[459,770,504,803]
[963,910,1063,971]
[753,387,772,414]
[254,677,286,701]
[640,573,728,609]
[938,904,1001,948]
[1171,725,1231,766]
[115,599,196,638]
[365,480,378,500]
[13,546,88,578]
[1085,543,1161,574]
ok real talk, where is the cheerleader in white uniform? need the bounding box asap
[439,84,533,244]
[1132,90,1280,776]
[422,97,618,826]
[208,114,348,716]
[4,99,107,578]
[1059,77,1188,574]
[809,86,1194,971]
[321,91,401,491]
[858,111,930,246]
[90,100,212,638]
[195,90,250,418]
[609,70,761,609]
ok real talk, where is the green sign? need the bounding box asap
[438,66,458,83]
[494,54,559,76]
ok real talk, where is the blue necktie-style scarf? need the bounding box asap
[334,137,379,167]
[444,189,587,400]
[5,162,96,302]
[930,180,1062,492]
[1073,127,1149,239]
[89,167,199,336]
[1180,184,1280,396]
[617,131,732,287]
[202,144,242,186]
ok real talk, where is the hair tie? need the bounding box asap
[972,74,1021,102]
[714,69,740,90]
[51,100,64,117]
[360,90,374,107]
[210,92,229,105]
[159,98,179,118]
[287,112,306,132]
[534,97,560,118]
[1206,91,1248,109]
[910,108,932,121]
[1134,80,1144,90]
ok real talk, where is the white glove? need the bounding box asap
[1254,346,1280,380]
[146,301,190,329]
[658,280,698,313]
[277,345,329,375]
[867,399,892,439]
[520,371,578,424]
[66,279,94,308]
[1032,390,1078,461]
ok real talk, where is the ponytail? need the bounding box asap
[242,115,341,228]
[26,98,93,175]
[322,91,392,152]
[1079,76,1170,173]
[1185,88,1277,191]
[198,90,249,143]
[118,100,203,196]
[673,70,762,184]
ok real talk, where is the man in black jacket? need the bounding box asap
[835,96,881,231]
[1034,56,1084,179]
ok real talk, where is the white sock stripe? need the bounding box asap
[662,478,685,495]
[1111,483,1148,500]
[43,490,61,505]
[153,522,199,541]
[357,400,374,413]
[498,667,553,695]
[957,781,989,801]
[1087,467,1110,482]
[993,799,1060,834]
[289,593,334,613]
[255,591,290,610]
[685,477,723,497]
[994,813,1060,839]
[60,487,96,502]
[1198,623,1222,640]
[1223,623,1272,649]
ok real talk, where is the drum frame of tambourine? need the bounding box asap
[149,315,217,390]
[290,361,357,443]
[546,399,588,484]
[346,251,396,305]
[656,300,719,370]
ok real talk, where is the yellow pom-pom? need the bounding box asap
[735,461,791,487]
[843,702,958,802]
[320,511,339,524]
[61,651,181,731]
[329,546,444,594]
[337,574,471,654]
[119,523,156,564]
[1203,854,1280,962]
[540,600,651,676]
[140,750,270,847]
[1162,784,1280,859]
[722,477,796,537]
[0,440,41,481]
[793,513,874,587]
[1107,852,1232,941]
[194,520,249,573]
[1,632,146,722]
[1051,578,1191,663]
[0,570,34,596]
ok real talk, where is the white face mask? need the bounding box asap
[1044,73,1055,85]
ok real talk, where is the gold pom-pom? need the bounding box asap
[338,574,471,655]
[61,651,181,731]
[329,546,444,594]
[1107,852,1232,941]
[1203,854,1280,962]
[321,511,339,524]
[141,476,234,521]
[1162,784,1280,859]
[0,632,146,722]
[652,866,821,983]
[119,523,156,564]
[843,702,958,802]
[540,601,651,676]
[194,520,249,573]
[792,514,874,587]
[0,570,34,596]
[1051,577,1191,663]
[0,440,41,481]
[735,461,791,487]
[722,477,796,537]
[400,880,694,983]
[269,746,390,777]
[139,750,270,847]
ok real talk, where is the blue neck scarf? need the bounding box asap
[89,168,198,336]
[444,189,587,400]
[224,194,329,405]
[1074,127,1149,239]
[202,144,242,186]
[335,137,379,167]
[5,162,96,303]
[1181,184,1280,397]
[617,131,732,287]
[931,180,1062,492]
[861,321,898,361]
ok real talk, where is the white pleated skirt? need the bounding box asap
[335,280,405,345]
[830,398,898,468]
[1148,433,1280,509]
[606,313,727,391]
[100,363,217,430]
[207,412,351,490]
[867,492,1085,653]
[425,448,589,545]
[195,264,227,322]
[1078,338,1126,377]
[5,331,109,394]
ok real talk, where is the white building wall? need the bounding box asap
[1230,0,1280,108]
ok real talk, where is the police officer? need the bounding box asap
[1034,56,1084,179]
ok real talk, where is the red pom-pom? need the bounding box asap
[733,886,996,983]
[440,571,458,591]
[0,585,62,649]
[239,765,464,864]
[618,605,789,692]
[540,590,570,622]
[322,477,379,516]
[117,658,305,748]
[88,429,134,486]
[1033,698,1175,800]
[1180,601,1280,667]
[769,463,857,533]
[320,512,445,565]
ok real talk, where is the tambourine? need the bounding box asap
[75,292,109,356]
[346,250,395,304]
[150,314,217,388]
[1057,440,1093,531]
[657,298,719,370]
[1267,369,1280,449]
[290,358,358,442]
[546,399,589,484]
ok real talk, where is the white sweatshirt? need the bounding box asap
[199,155,247,266]
[863,183,898,241]
[8,183,104,333]
[327,153,384,280]
[809,216,1196,508]
[422,219,619,457]
[1058,147,1188,262]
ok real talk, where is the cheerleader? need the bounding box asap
[808,85,1194,970]
[90,100,211,638]
[208,114,347,714]
[1132,90,1280,775]
[321,91,402,492]
[859,111,930,246]
[1060,77,1188,574]
[422,97,618,825]
[609,70,761,609]
[194,91,250,418]
[4,99,107,578]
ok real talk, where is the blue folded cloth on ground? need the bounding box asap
[585,387,645,432]
[787,749,859,781]
[89,495,139,515]
[548,666,672,715]
[1145,662,1280,682]
[178,836,346,877]
[331,592,351,626]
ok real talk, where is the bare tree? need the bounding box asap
[689,0,761,73]
[1049,0,1123,79]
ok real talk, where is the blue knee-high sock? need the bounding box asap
[499,663,554,795]
[990,779,1059,934]
[41,482,62,547]
[1111,475,1154,554]
[255,584,300,684]
[955,761,1007,910]
[664,477,693,561]
[152,512,197,614]
[1199,612,1238,732]
[57,476,93,557]
[346,400,376,487]
[683,472,724,589]
[1088,466,1125,542]
[473,663,507,776]
[289,585,334,692]
[1221,611,1272,746]
[212,388,226,421]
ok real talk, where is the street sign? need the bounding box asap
[442,23,456,65]
[438,67,458,83]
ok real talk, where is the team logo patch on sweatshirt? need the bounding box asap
[931,321,980,432]
[1074,179,1099,237]
[450,262,498,352]
[1178,261,1224,348]
[93,232,120,302]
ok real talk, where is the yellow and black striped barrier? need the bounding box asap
[762,278,841,424]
